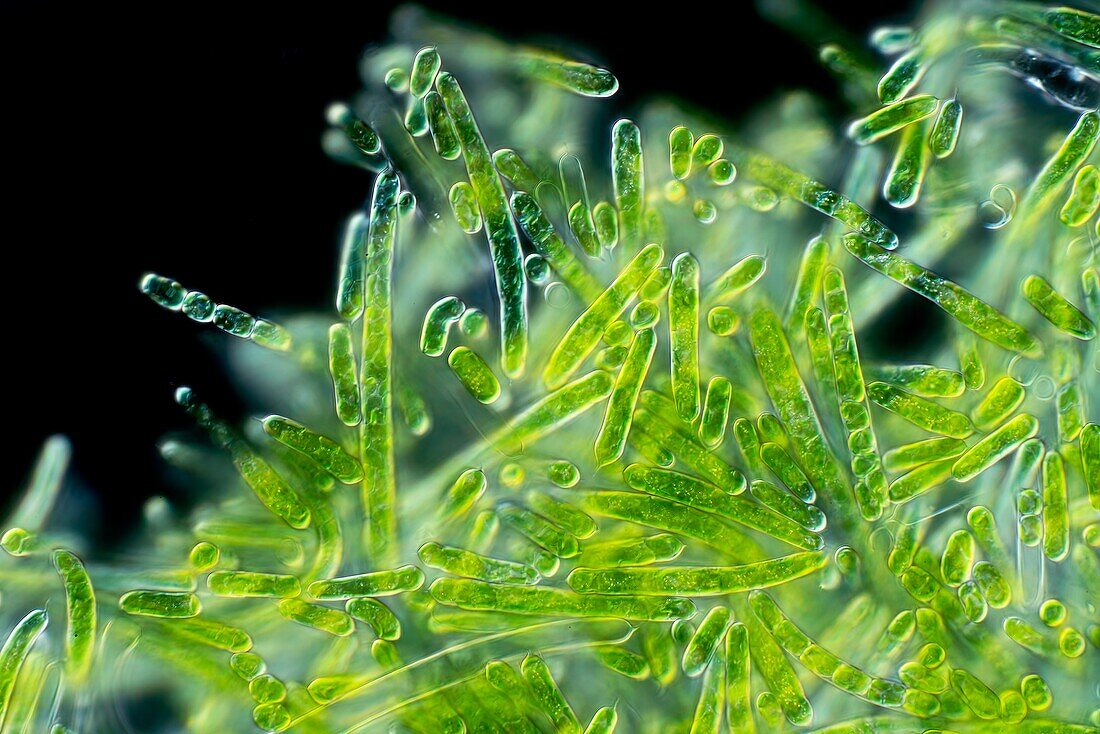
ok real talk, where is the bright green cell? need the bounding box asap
[419,541,538,584]
[940,530,975,587]
[869,363,965,398]
[1039,598,1067,627]
[1022,274,1095,340]
[262,415,363,485]
[682,606,732,677]
[595,645,650,680]
[188,541,219,571]
[851,234,1041,356]
[307,565,424,599]
[698,377,732,449]
[953,413,1040,482]
[706,306,739,336]
[707,159,736,185]
[1042,452,1069,561]
[1083,423,1100,510]
[1055,380,1085,442]
[1021,674,1053,711]
[543,243,663,390]
[1059,164,1100,226]
[567,551,826,596]
[448,346,502,404]
[669,126,693,180]
[430,577,694,620]
[449,181,482,234]
[848,94,938,145]
[278,599,354,637]
[209,572,301,599]
[438,72,528,378]
[883,436,965,472]
[569,201,601,258]
[868,382,973,438]
[328,323,361,427]
[669,253,701,422]
[345,598,401,640]
[230,652,265,680]
[970,377,1025,431]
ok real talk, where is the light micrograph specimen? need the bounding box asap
[3,1,1100,732]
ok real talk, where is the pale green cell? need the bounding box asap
[209,572,301,599]
[868,382,974,438]
[612,119,645,252]
[497,501,580,558]
[404,94,428,136]
[512,193,600,297]
[584,705,618,734]
[262,415,363,485]
[409,46,441,97]
[1055,380,1085,442]
[747,615,813,726]
[424,91,461,160]
[52,550,95,683]
[689,643,726,734]
[230,652,265,680]
[595,645,650,680]
[706,306,739,336]
[250,673,287,704]
[692,134,723,168]
[335,212,367,320]
[578,534,685,568]
[952,413,1040,482]
[760,442,815,503]
[278,598,354,637]
[307,565,424,599]
[593,201,619,251]
[699,377,732,449]
[682,606,732,677]
[119,591,201,618]
[420,296,466,357]
[928,97,962,158]
[518,52,618,97]
[785,236,828,334]
[884,117,932,208]
[640,266,672,301]
[328,323,361,427]
[525,491,596,538]
[448,346,502,404]
[1022,110,1100,218]
[1059,626,1086,657]
[0,609,48,731]
[708,159,736,185]
[449,181,482,234]
[632,401,745,494]
[489,371,612,456]
[970,377,1026,432]
[848,94,938,145]
[958,333,986,390]
[669,253,701,421]
[950,669,1000,720]
[705,254,766,304]
[253,319,292,356]
[1004,616,1056,656]
[940,530,975,587]
[543,243,662,389]
[1021,673,1053,710]
[868,363,965,398]
[844,234,1041,356]
[439,468,486,522]
[1023,274,1095,340]
[165,617,252,652]
[883,437,966,472]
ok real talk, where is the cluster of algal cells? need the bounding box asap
[5,2,1100,732]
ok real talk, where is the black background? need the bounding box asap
[1,2,913,542]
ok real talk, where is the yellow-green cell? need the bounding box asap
[448,346,502,404]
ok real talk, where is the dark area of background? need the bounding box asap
[1,1,917,544]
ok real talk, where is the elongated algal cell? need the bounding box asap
[8,5,1100,733]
